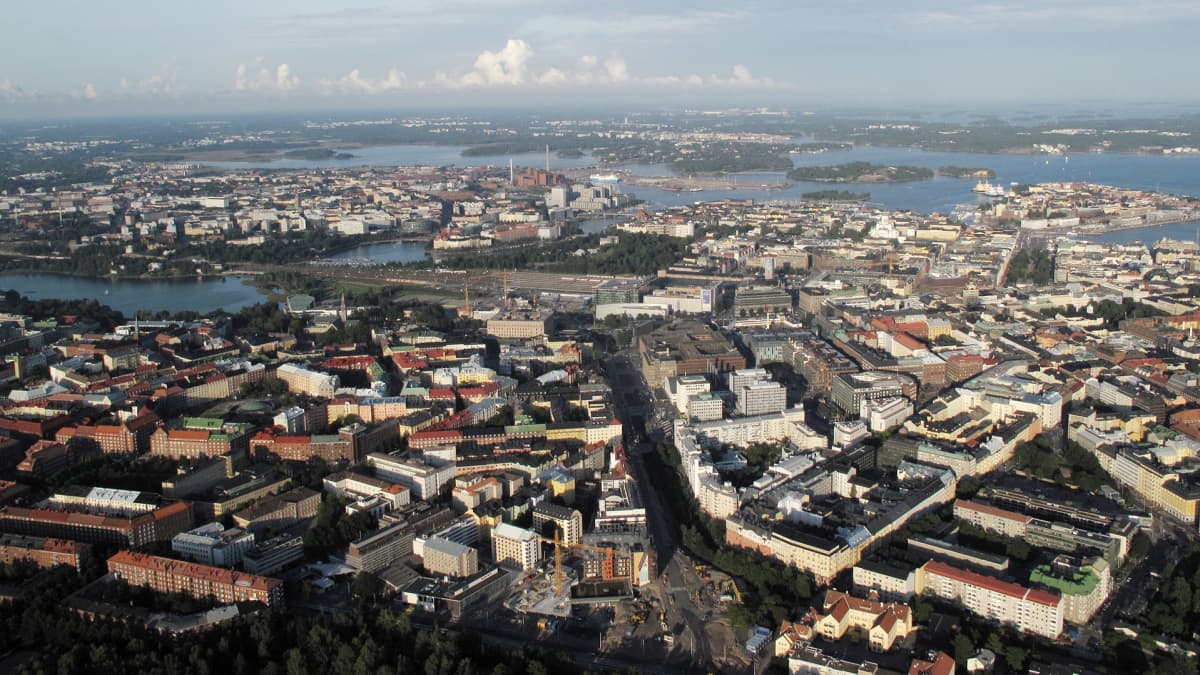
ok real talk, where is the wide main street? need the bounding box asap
[606,349,750,673]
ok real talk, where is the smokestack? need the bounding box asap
[545,144,550,173]
[509,158,514,184]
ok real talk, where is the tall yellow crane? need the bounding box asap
[538,533,629,597]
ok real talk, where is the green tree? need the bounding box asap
[952,633,976,664]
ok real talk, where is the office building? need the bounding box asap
[486,309,555,339]
[346,521,415,573]
[242,535,305,575]
[687,393,724,422]
[231,486,320,534]
[366,453,455,501]
[666,374,711,415]
[171,522,255,567]
[735,380,787,417]
[324,471,411,511]
[732,285,793,317]
[831,371,918,416]
[861,397,913,432]
[638,321,746,386]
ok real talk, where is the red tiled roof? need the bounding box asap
[107,550,280,592]
[923,560,1059,607]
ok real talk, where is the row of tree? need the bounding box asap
[1,565,584,675]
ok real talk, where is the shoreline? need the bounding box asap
[0,266,260,283]
[169,139,1200,167]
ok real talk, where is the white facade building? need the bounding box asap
[492,522,540,571]
[171,522,255,567]
[366,453,455,501]
[861,397,913,432]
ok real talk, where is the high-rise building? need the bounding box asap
[532,503,583,546]
[491,522,540,571]
[735,380,787,417]
[831,371,917,416]
[422,536,479,578]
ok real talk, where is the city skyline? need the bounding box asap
[3,0,1200,118]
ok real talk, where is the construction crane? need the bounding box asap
[538,532,631,597]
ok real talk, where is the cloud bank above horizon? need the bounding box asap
[0,1,1197,116]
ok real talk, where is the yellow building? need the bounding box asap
[813,590,912,652]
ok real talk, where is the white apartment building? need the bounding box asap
[952,499,1031,539]
[492,522,540,571]
[689,408,815,447]
[277,363,340,398]
[274,406,310,434]
[918,560,1063,639]
[422,536,479,578]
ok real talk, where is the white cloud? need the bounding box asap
[408,40,775,92]
[319,67,409,94]
[136,61,180,96]
[234,61,300,92]
[604,58,629,84]
[0,79,33,101]
[461,38,535,86]
[272,38,781,98]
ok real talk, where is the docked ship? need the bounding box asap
[973,181,1007,198]
[589,173,621,184]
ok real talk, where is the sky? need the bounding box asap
[2,0,1199,118]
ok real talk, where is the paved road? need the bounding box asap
[606,350,723,671]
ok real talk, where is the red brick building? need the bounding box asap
[107,550,284,608]
[249,431,358,463]
[56,411,159,456]
[0,533,90,571]
[0,500,193,548]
